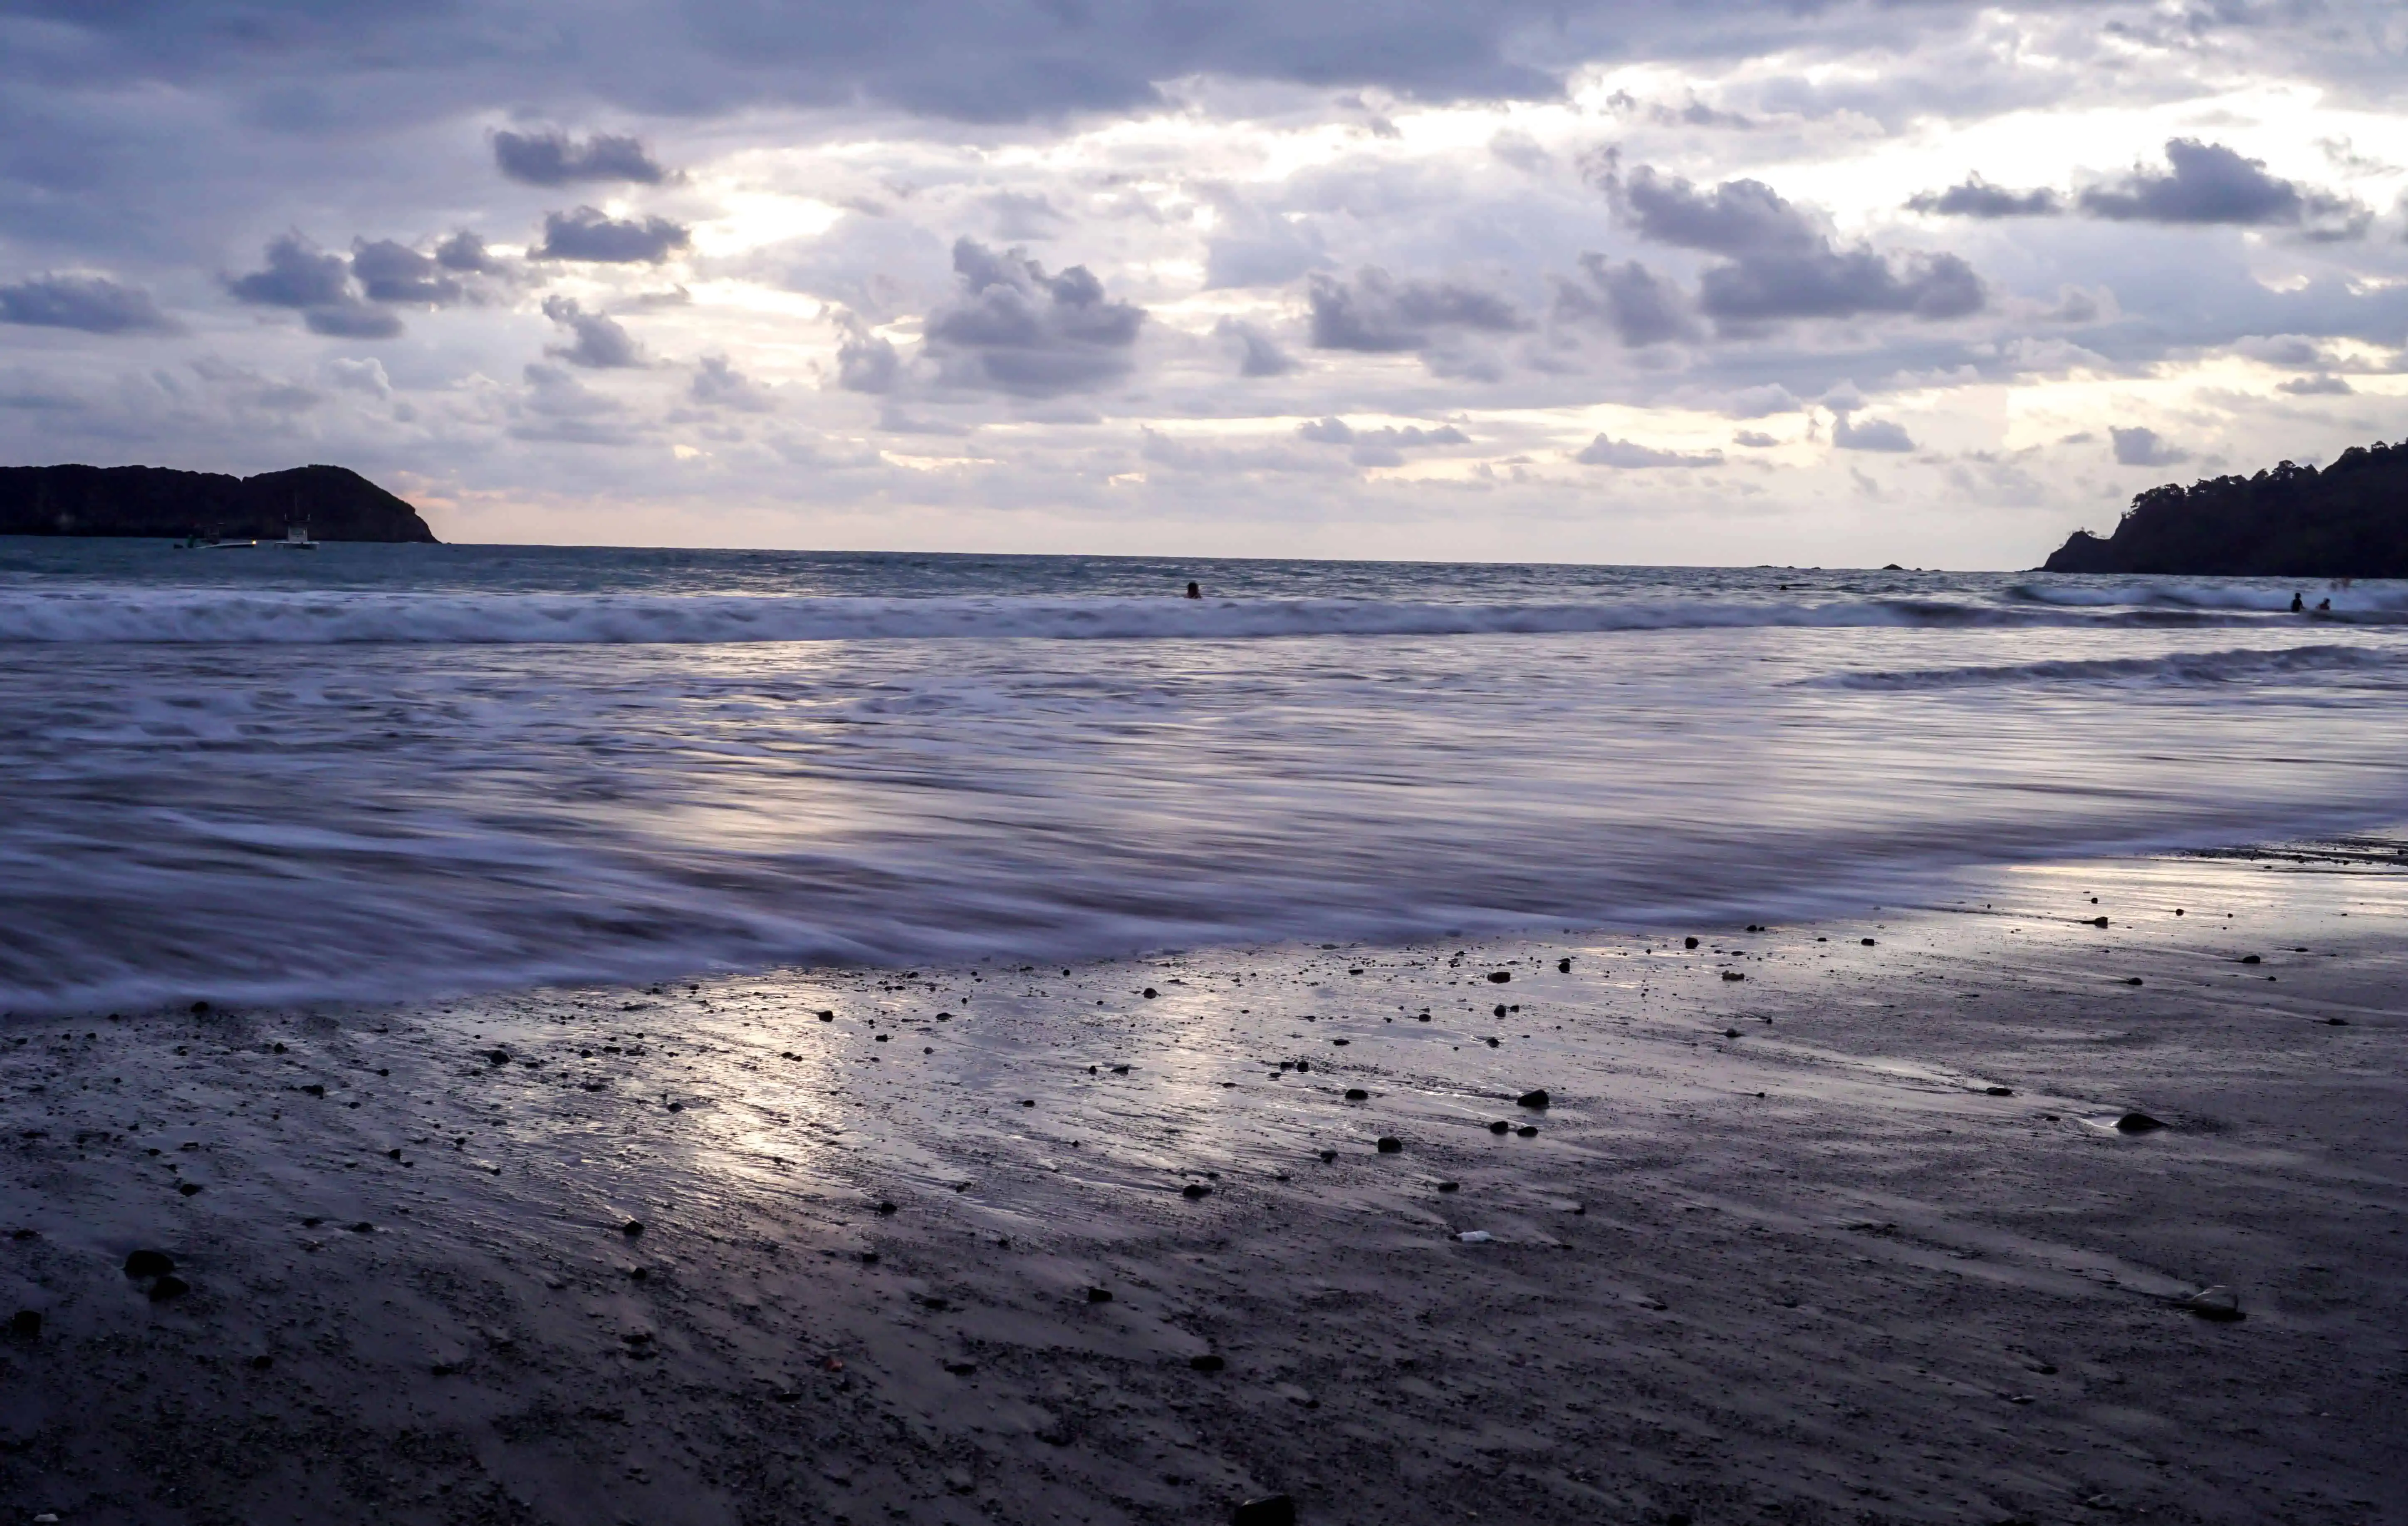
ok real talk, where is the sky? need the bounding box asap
[1,2,2404,567]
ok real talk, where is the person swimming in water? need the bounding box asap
[1185,580,1201,600]
[2292,591,2305,612]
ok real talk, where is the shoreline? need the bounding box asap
[4,847,2405,1524]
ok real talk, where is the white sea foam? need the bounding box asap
[0,587,2333,645]
[1806,643,2408,691]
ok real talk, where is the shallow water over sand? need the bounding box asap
[5,540,2408,1012]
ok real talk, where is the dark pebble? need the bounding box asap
[1143,988,1159,998]
[1488,1120,1510,1134]
[2124,977,2144,986]
[1330,1038,1349,1046]
[1721,972,1744,982]
[124,1249,175,1278]
[944,1360,978,1375]
[1558,958,1572,973]
[1292,1060,1309,1073]
[818,1012,834,1022]
[1233,1493,1297,1526]
[301,1084,325,1097]
[1317,1149,1337,1162]
[177,1182,202,1197]
[349,1221,374,1232]
[1086,1287,1113,1303]
[622,1219,644,1236]
[2326,1017,2349,1026]
[1517,1089,1549,1109]
[1683,937,1699,949]
[483,1049,509,1065]
[149,1274,190,1301]
[1436,1181,1459,1193]
[1189,1354,1225,1372]
[1985,1086,2014,1097]
[247,1353,272,1370]
[1487,971,1510,983]
[1722,1026,1741,1037]
[7,1310,38,1338]
[1492,1003,1507,1016]
[1376,1137,1402,1154]
[2239,954,2261,965]
[191,1000,210,1014]
[1861,938,1875,946]
[1344,1088,1368,1100]
[2090,916,2109,927]
[1484,1037,1500,1048]
[1182,1183,1212,1199]
[2114,1112,2166,1134]
[1516,1125,1537,1138]
[877,1200,898,1215]
[860,1251,880,1265]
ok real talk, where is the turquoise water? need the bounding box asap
[5,538,2405,1013]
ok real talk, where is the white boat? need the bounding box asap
[280,525,318,550]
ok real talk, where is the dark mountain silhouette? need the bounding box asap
[0,463,438,543]
[2043,439,2408,575]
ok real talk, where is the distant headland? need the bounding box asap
[0,463,438,543]
[2043,438,2408,577]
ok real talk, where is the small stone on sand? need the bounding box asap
[7,1310,38,1338]
[1517,1089,1549,1108]
[124,1249,174,1278]
[1232,1492,1296,1526]
[1189,1353,1225,1372]
[2114,1111,2166,1134]
[1182,1183,1212,1199]
[2178,1285,2244,1322]
[1488,1120,1510,1134]
[1344,1088,1368,1100]
[1376,1136,1402,1154]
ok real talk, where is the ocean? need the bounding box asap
[5,538,2404,1015]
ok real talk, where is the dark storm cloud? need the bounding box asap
[542,295,643,368]
[493,130,671,186]
[1907,178,2062,218]
[539,206,691,264]
[1554,255,1700,345]
[921,238,1144,398]
[2078,139,2354,228]
[0,273,176,333]
[1614,167,1986,329]
[351,238,461,305]
[1306,267,1527,353]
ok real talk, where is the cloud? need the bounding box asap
[0,274,176,334]
[1576,434,1722,468]
[435,231,505,274]
[1831,414,1915,451]
[1614,167,1985,329]
[1297,416,1469,466]
[1306,267,1527,352]
[2078,139,2356,230]
[833,311,902,394]
[921,238,1145,398]
[494,130,671,187]
[351,239,462,305]
[1732,429,1778,447]
[1214,317,1294,377]
[2109,425,2187,466]
[324,357,391,398]
[2275,374,2352,395]
[987,191,1067,242]
[1907,177,2062,218]
[539,206,692,264]
[542,295,644,367]
[303,304,403,339]
[1554,255,1698,345]
[690,354,775,411]
[227,234,353,309]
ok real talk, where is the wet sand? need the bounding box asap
[4,847,2406,1525]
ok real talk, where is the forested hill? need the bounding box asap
[2042,440,2408,576]
[0,463,438,543]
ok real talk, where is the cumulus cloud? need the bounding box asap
[2078,139,2359,232]
[2276,374,2352,395]
[1576,434,1723,468]
[494,130,672,186]
[1732,429,1778,447]
[435,231,505,274]
[539,207,692,264]
[1831,414,1916,452]
[1297,416,1469,466]
[227,235,401,337]
[1907,177,2062,218]
[0,275,176,334]
[1306,267,1527,353]
[921,238,1144,398]
[1614,167,1984,329]
[2110,425,2187,466]
[351,239,461,305]
[690,355,776,411]
[832,311,902,394]
[1215,318,1295,377]
[1554,255,1699,345]
[542,295,644,368]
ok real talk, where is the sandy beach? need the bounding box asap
[5,844,2405,1526]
